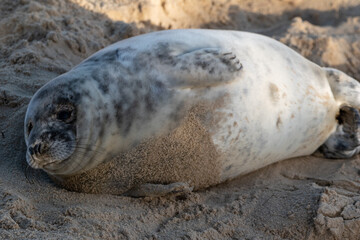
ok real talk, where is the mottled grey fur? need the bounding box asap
[24,39,242,176]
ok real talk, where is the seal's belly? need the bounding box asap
[200,47,339,180]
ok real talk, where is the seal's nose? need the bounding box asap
[28,143,42,155]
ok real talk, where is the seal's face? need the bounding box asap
[24,83,78,172]
[25,71,114,176]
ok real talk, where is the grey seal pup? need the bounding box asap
[24,29,360,196]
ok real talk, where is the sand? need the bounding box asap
[1,0,360,239]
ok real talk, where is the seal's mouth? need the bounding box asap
[26,152,41,169]
[26,147,73,171]
[25,127,78,171]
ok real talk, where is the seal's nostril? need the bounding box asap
[28,146,34,155]
[36,143,42,154]
[29,144,42,155]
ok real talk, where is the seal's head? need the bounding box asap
[24,73,105,176]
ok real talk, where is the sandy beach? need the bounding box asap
[1,0,360,239]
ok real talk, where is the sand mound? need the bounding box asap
[1,0,360,239]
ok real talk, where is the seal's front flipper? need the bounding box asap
[318,106,360,158]
[123,182,193,198]
[159,48,243,89]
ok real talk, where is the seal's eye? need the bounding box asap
[57,110,73,121]
[27,122,33,135]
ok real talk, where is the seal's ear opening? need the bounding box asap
[318,106,360,159]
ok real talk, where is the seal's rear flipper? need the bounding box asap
[325,68,360,108]
[123,182,193,198]
[318,106,360,158]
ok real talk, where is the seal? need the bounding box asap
[24,29,360,196]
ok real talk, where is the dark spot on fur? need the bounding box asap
[327,70,340,83]
[195,60,211,70]
[124,99,139,134]
[85,50,117,64]
[276,116,282,129]
[225,164,233,172]
[81,47,135,72]
[348,82,356,89]
[154,43,177,66]
[92,69,110,94]
[154,80,165,89]
[286,57,292,64]
[180,65,189,71]
[98,124,105,139]
[114,100,124,129]
[135,81,143,89]
[103,112,110,122]
[145,94,154,112]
